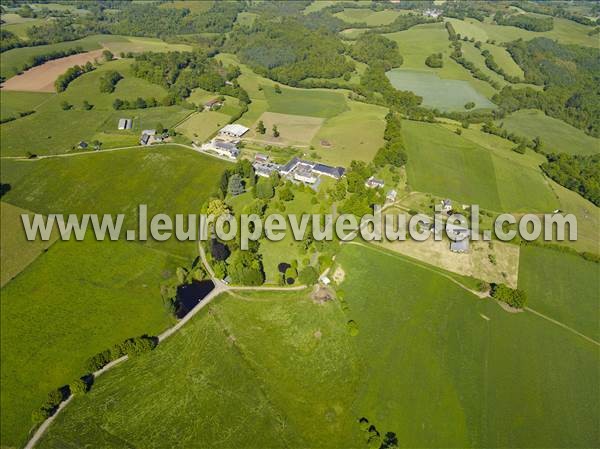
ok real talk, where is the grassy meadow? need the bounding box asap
[401,121,558,212]
[386,69,496,111]
[176,110,231,142]
[0,202,58,287]
[0,237,180,448]
[38,290,361,448]
[519,245,600,341]
[500,109,600,156]
[261,85,349,119]
[336,243,598,448]
[0,90,53,121]
[334,8,401,26]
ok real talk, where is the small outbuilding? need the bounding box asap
[219,124,250,138]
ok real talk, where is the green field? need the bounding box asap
[37,244,599,448]
[0,146,229,257]
[176,110,231,142]
[334,8,400,26]
[262,85,349,119]
[519,245,600,341]
[481,42,524,79]
[500,109,600,155]
[0,237,181,448]
[386,69,495,111]
[0,90,53,121]
[447,16,598,47]
[0,202,57,287]
[0,16,46,39]
[401,120,558,212]
[310,100,388,166]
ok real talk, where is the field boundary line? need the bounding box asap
[524,307,600,347]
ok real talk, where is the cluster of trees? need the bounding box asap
[373,112,407,168]
[55,61,95,92]
[26,17,93,45]
[358,417,398,449]
[446,21,457,40]
[338,160,384,217]
[499,38,600,137]
[98,70,122,93]
[85,335,158,372]
[358,63,423,111]
[31,388,68,423]
[490,283,527,309]
[351,34,403,71]
[131,51,244,105]
[0,29,26,53]
[112,96,166,110]
[226,18,354,86]
[494,11,553,31]
[425,52,443,68]
[541,153,600,206]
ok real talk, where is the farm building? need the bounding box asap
[365,176,385,189]
[441,199,452,212]
[279,157,345,184]
[312,163,345,180]
[386,190,397,202]
[219,124,250,138]
[253,161,281,178]
[140,129,157,146]
[78,141,88,149]
[118,118,132,130]
[200,139,240,159]
[204,99,223,111]
[255,153,269,163]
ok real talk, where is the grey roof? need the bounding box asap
[140,134,150,145]
[450,239,469,252]
[313,163,345,178]
[214,140,237,152]
[280,157,300,173]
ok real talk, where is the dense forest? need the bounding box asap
[541,153,600,206]
[226,18,354,85]
[496,38,600,137]
[350,34,403,71]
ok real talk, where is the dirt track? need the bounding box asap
[1,49,104,92]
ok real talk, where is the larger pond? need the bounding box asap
[175,280,215,319]
[385,69,495,111]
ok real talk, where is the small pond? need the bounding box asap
[175,280,215,319]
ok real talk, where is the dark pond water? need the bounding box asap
[175,280,215,319]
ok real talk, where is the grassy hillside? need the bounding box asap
[0,90,53,121]
[519,245,600,341]
[38,290,361,448]
[262,85,349,119]
[0,237,180,448]
[401,120,558,212]
[334,8,401,26]
[500,109,600,156]
[337,243,598,448]
[0,202,57,287]
[0,146,229,257]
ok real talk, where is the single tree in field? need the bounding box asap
[92,140,102,151]
[274,84,282,94]
[272,124,280,138]
[227,174,244,196]
[256,120,266,134]
[102,50,114,61]
[82,100,93,110]
[156,122,165,134]
[60,101,72,110]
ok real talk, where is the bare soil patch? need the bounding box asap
[1,50,105,92]
[332,266,346,284]
[312,285,335,304]
[246,111,324,146]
